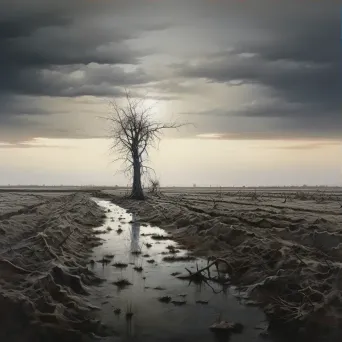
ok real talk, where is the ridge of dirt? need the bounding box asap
[0,192,109,342]
[98,190,342,340]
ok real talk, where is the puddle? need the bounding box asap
[89,199,278,342]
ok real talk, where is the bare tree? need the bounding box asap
[106,91,183,200]
[148,178,160,195]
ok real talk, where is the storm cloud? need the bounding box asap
[0,0,340,141]
[172,2,340,130]
[0,2,156,98]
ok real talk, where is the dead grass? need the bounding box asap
[163,255,195,262]
[171,300,186,306]
[97,257,111,265]
[112,278,132,289]
[166,245,180,254]
[114,308,121,315]
[104,253,115,259]
[158,296,172,303]
[151,234,172,240]
[112,262,128,269]
[133,265,143,272]
[154,286,166,290]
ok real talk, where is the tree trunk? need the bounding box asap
[130,154,145,200]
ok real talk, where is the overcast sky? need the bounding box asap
[0,0,340,186]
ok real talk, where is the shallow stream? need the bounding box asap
[89,199,279,342]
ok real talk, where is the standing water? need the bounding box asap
[89,199,277,342]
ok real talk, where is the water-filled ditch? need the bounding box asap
[89,199,279,342]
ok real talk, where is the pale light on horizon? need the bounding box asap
[0,137,340,187]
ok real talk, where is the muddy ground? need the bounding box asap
[1,187,341,341]
[98,187,342,339]
[0,192,108,342]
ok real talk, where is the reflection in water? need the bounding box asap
[125,314,134,337]
[130,214,141,253]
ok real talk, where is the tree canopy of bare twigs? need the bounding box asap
[105,91,184,200]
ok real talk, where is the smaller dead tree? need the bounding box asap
[148,178,160,195]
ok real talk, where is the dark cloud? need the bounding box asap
[175,50,339,119]
[0,12,72,40]
[0,0,340,142]
[0,0,167,140]
[0,0,164,100]
[172,1,340,135]
[1,64,152,98]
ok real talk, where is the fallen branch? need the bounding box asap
[179,257,233,282]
